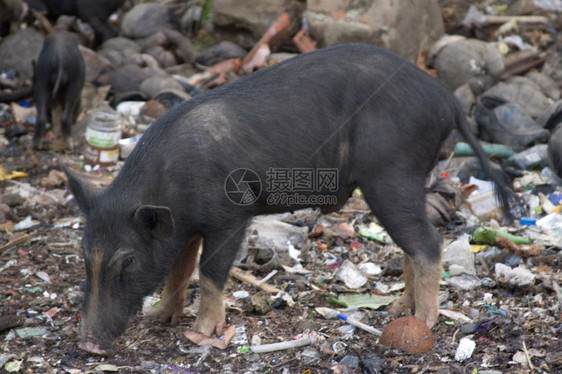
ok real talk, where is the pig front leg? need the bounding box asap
[387,253,441,328]
[411,256,441,328]
[193,273,226,336]
[192,223,249,337]
[387,254,415,316]
[148,236,202,325]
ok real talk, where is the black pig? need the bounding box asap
[25,0,124,44]
[0,0,28,36]
[63,44,514,355]
[33,31,85,150]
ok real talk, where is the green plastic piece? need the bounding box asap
[237,346,250,354]
[473,227,532,245]
[454,142,516,159]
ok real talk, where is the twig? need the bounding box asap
[270,357,299,368]
[250,335,316,353]
[255,270,278,286]
[0,231,36,255]
[522,340,535,372]
[482,15,548,25]
[230,266,281,293]
[339,209,371,214]
[451,328,460,344]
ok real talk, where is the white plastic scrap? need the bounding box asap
[336,260,368,289]
[357,262,382,276]
[442,234,476,275]
[494,263,536,287]
[455,336,476,362]
[315,307,339,319]
[287,241,302,262]
[439,309,473,324]
[35,271,51,284]
[14,216,36,231]
[233,290,250,299]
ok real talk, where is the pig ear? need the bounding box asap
[133,205,175,239]
[61,164,100,215]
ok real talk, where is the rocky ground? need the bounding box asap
[1,1,562,374]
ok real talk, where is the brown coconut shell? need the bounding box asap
[380,316,434,353]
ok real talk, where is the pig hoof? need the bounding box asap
[146,306,182,326]
[79,340,110,356]
[387,298,414,317]
[193,316,224,337]
[415,310,439,330]
[65,137,75,152]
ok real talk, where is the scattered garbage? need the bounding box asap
[184,325,237,349]
[336,260,368,289]
[473,227,532,246]
[442,234,476,275]
[494,263,536,286]
[337,314,382,336]
[249,333,316,354]
[83,107,122,167]
[455,336,476,362]
[1,1,562,372]
[334,294,397,310]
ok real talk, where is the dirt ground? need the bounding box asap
[1,138,561,374]
[1,1,562,374]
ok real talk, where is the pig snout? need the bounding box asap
[79,330,112,356]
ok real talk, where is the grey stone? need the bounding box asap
[121,3,180,39]
[340,355,359,369]
[307,0,444,61]
[0,28,44,79]
[138,29,194,67]
[211,0,297,49]
[140,75,185,98]
[79,46,112,83]
[434,39,504,94]
[525,70,560,100]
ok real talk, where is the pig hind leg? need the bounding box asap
[33,86,50,149]
[147,236,202,325]
[60,84,82,150]
[358,173,442,328]
[194,222,250,336]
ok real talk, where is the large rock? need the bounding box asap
[211,0,298,49]
[0,28,44,79]
[138,29,194,68]
[120,3,180,39]
[306,0,444,61]
[140,75,185,98]
[434,39,504,94]
[79,46,113,83]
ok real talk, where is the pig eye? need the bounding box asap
[121,256,134,271]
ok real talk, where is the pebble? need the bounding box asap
[339,355,359,369]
